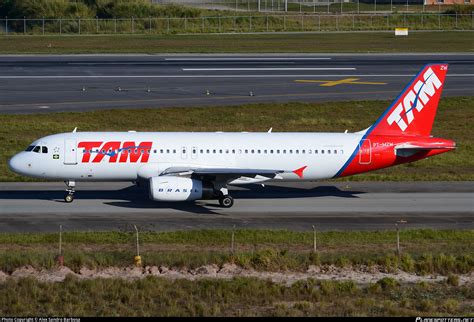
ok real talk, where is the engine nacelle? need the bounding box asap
[149,176,214,202]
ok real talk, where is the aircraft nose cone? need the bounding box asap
[8,154,20,173]
[8,153,28,175]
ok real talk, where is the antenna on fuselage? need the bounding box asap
[72,127,77,133]
[268,127,272,133]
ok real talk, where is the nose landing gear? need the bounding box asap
[64,180,75,203]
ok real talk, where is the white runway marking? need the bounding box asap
[166,58,332,61]
[0,74,473,79]
[182,67,356,71]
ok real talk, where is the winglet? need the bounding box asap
[292,166,307,179]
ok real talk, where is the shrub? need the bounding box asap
[442,299,459,313]
[376,277,399,291]
[444,4,474,14]
[418,299,434,312]
[400,254,415,272]
[446,274,460,287]
[380,254,399,273]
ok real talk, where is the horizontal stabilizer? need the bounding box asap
[395,142,455,157]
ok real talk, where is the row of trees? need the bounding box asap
[0,0,204,18]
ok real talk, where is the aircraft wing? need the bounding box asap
[161,167,284,182]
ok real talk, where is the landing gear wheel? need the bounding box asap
[219,195,234,208]
[64,194,74,203]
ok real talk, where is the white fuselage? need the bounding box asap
[9,132,363,183]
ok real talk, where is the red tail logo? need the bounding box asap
[371,64,447,137]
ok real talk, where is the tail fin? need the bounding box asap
[369,63,448,137]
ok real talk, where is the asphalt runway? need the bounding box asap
[0,181,472,232]
[0,53,473,113]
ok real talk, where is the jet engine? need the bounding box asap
[149,176,214,202]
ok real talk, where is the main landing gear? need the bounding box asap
[217,186,234,208]
[219,195,234,208]
[64,180,75,203]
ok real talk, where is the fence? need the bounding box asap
[153,0,473,13]
[1,13,472,35]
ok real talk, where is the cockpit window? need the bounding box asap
[42,146,48,154]
[25,145,35,152]
[32,146,41,153]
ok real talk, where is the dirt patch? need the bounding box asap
[1,264,472,286]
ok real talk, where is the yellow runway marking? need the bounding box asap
[295,78,387,86]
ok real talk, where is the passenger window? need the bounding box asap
[42,146,48,154]
[296,150,299,154]
[277,150,280,154]
[270,150,273,154]
[33,146,41,153]
[334,150,337,154]
[315,150,318,154]
[328,150,331,154]
[321,150,325,154]
[232,149,235,154]
[283,150,286,154]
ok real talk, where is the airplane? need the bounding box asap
[8,63,456,208]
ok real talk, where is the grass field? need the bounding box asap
[0,229,472,274]
[1,97,473,182]
[0,228,472,316]
[0,31,473,54]
[3,14,473,36]
[0,276,472,316]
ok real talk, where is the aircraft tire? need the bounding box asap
[64,194,74,203]
[219,195,234,208]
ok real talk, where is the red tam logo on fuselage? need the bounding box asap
[78,141,153,163]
